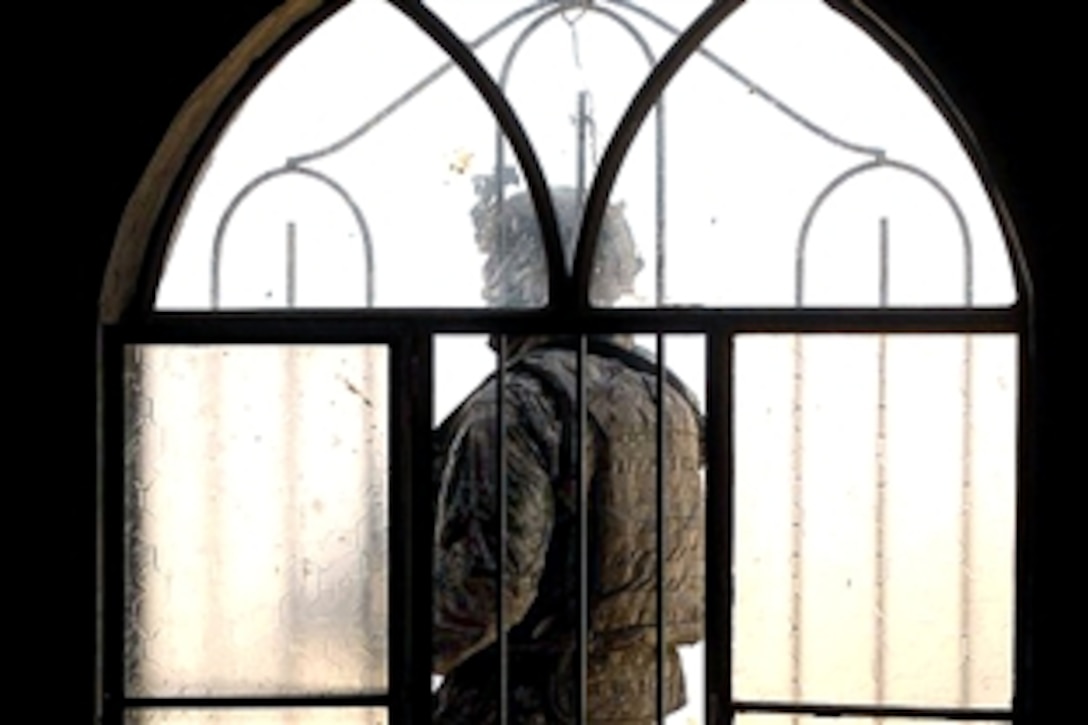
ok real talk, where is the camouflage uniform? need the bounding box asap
[433,336,705,723]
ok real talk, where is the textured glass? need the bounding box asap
[125,709,385,724]
[732,335,1015,708]
[157,1,535,309]
[124,346,389,696]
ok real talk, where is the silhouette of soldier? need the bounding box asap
[433,181,704,723]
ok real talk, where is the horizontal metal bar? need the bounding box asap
[735,700,1012,721]
[116,306,1021,342]
[122,694,390,709]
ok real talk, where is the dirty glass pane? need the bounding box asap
[605,0,1016,307]
[732,335,1015,708]
[431,334,707,723]
[124,345,389,696]
[157,1,536,309]
[125,710,386,724]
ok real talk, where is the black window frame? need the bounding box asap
[96,1,1036,723]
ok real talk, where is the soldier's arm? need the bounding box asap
[432,384,559,674]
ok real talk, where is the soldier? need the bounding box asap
[433,184,705,723]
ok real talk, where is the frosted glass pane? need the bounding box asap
[732,335,1015,708]
[125,709,386,724]
[124,346,389,696]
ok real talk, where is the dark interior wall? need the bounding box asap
[46,1,1065,719]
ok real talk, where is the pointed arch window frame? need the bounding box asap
[97,1,1037,723]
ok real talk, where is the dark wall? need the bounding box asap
[49,1,1064,719]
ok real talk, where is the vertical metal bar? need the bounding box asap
[204,349,226,682]
[493,129,508,280]
[957,178,976,705]
[655,334,667,723]
[95,329,105,721]
[576,335,589,724]
[283,222,300,693]
[100,330,125,725]
[282,351,301,691]
[960,333,974,707]
[361,343,382,680]
[789,328,804,725]
[413,335,436,724]
[577,91,589,207]
[389,334,433,725]
[577,89,589,302]
[705,332,734,725]
[1013,314,1034,725]
[874,218,890,720]
[496,335,509,725]
[655,102,666,307]
[652,51,670,716]
[388,337,409,725]
[879,217,890,307]
[286,221,297,307]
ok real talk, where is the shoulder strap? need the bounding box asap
[509,350,595,514]
[515,338,705,459]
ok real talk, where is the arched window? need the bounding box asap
[98,1,1033,723]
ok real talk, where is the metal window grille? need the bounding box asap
[98,1,1033,724]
